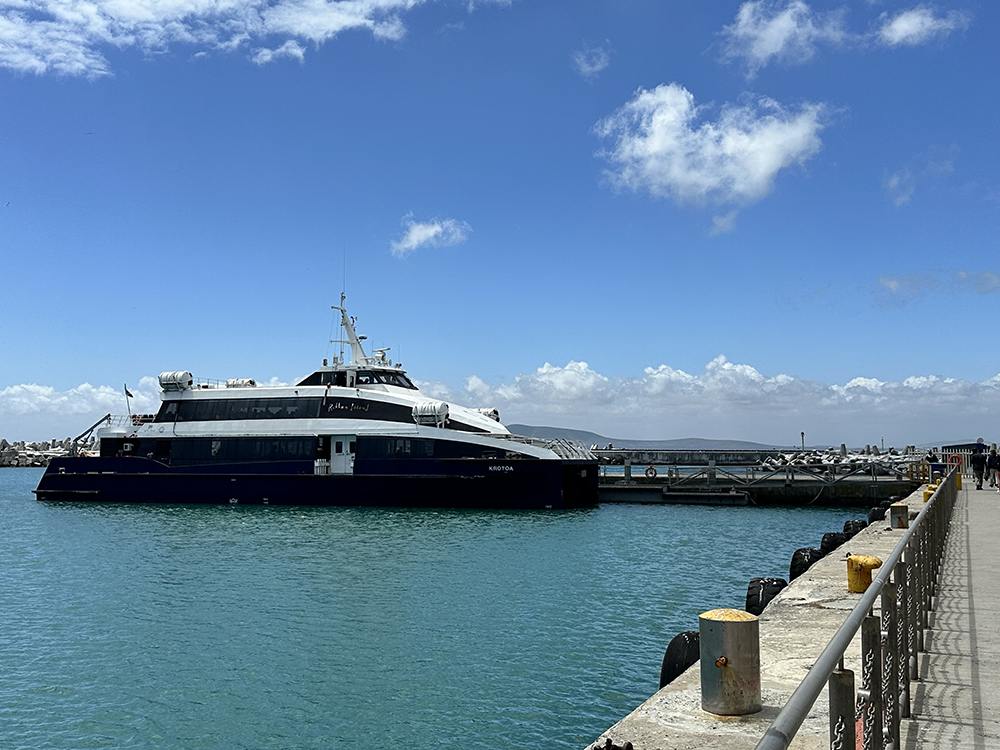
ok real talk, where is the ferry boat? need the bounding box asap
[34,302,599,509]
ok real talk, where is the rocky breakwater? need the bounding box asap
[0,438,97,467]
[758,443,920,475]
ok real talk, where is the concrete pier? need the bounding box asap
[585,481,989,749]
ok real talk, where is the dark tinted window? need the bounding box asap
[155,402,179,423]
[296,371,349,386]
[380,372,417,389]
[167,436,319,464]
[364,438,434,459]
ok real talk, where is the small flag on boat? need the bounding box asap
[124,384,134,399]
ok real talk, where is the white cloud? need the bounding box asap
[874,267,1000,306]
[0,0,440,76]
[572,42,610,78]
[877,6,970,47]
[464,0,511,9]
[884,168,916,206]
[5,361,1000,446]
[719,2,973,75]
[390,214,472,257]
[595,83,826,208]
[481,361,613,406]
[452,355,1000,446]
[709,210,739,236]
[252,39,306,65]
[954,270,1000,295]
[722,0,848,77]
[0,377,162,441]
[874,273,939,305]
[884,146,957,205]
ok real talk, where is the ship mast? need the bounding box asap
[331,295,370,367]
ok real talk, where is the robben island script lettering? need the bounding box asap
[326,400,370,414]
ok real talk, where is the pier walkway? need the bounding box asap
[901,485,1000,749]
[585,478,998,750]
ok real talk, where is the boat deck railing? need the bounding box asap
[499,434,596,460]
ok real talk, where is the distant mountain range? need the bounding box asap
[507,424,788,451]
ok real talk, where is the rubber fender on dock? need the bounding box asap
[589,739,633,750]
[745,576,787,616]
[789,547,825,582]
[868,505,889,524]
[843,519,868,539]
[873,497,898,521]
[658,630,700,689]
[821,531,848,555]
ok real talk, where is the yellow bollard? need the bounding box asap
[923,484,937,503]
[948,455,962,490]
[847,555,883,593]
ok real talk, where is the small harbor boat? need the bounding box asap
[34,301,598,509]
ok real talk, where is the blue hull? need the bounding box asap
[34,457,599,510]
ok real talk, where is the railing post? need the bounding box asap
[829,660,855,749]
[861,614,883,750]
[904,544,920,680]
[881,581,900,749]
[896,560,911,718]
[916,523,928,650]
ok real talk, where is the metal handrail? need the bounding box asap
[628,459,914,489]
[72,413,111,443]
[754,468,958,750]
[497,434,596,460]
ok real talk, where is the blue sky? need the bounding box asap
[1,0,998,446]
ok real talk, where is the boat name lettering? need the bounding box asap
[326,401,370,413]
[488,465,513,473]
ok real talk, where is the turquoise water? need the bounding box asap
[1,468,859,749]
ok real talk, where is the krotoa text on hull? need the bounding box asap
[34,303,599,509]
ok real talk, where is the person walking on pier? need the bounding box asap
[970,448,988,490]
[925,448,944,481]
[989,448,1000,490]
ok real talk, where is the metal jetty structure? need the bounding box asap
[595,448,930,506]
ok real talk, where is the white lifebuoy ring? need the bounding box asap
[645,465,657,479]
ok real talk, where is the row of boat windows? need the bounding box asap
[295,370,416,389]
[110,437,324,463]
[107,436,521,463]
[358,438,517,460]
[155,397,409,423]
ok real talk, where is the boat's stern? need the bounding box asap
[560,458,600,508]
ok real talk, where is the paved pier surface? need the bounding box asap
[585,483,996,750]
[901,486,1000,749]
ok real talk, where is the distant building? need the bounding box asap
[942,441,989,453]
